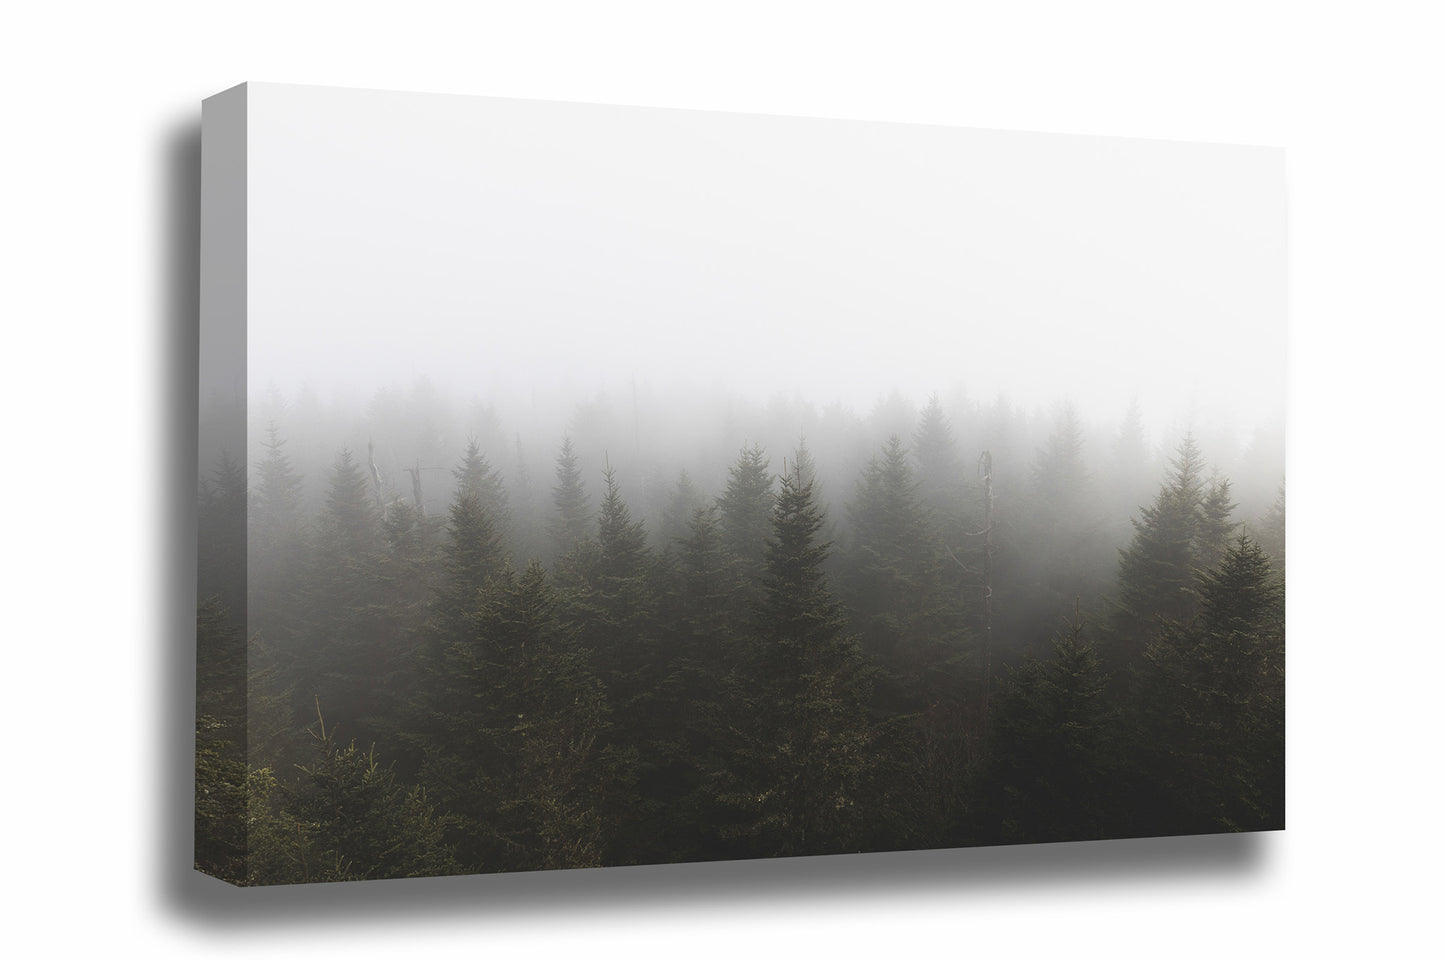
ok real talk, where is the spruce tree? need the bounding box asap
[717,443,775,577]
[721,460,877,858]
[1256,482,1286,575]
[1128,536,1285,835]
[549,436,591,559]
[845,436,968,711]
[291,448,381,735]
[246,701,458,884]
[453,438,511,539]
[979,606,1118,844]
[1109,434,1209,663]
[1196,475,1239,573]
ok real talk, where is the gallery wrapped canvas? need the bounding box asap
[197,83,1284,885]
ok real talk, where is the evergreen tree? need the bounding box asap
[248,422,309,711]
[1256,482,1286,575]
[508,433,548,565]
[290,448,382,733]
[246,701,458,885]
[1196,475,1238,573]
[717,443,775,577]
[410,562,615,872]
[912,394,969,547]
[1128,536,1285,835]
[430,489,505,643]
[453,438,511,541]
[659,469,705,551]
[1014,405,1108,654]
[979,606,1118,844]
[254,421,305,546]
[845,436,968,711]
[1109,434,1210,663]
[549,436,591,559]
[720,461,877,858]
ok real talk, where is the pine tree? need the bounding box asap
[1109,434,1210,663]
[717,443,775,577]
[720,461,877,858]
[912,394,968,546]
[1196,475,1238,573]
[659,469,705,551]
[246,701,458,884]
[254,421,305,545]
[549,436,591,559]
[845,436,968,711]
[409,562,614,872]
[979,606,1118,844]
[290,448,382,734]
[1256,482,1286,575]
[1128,536,1285,835]
[453,438,511,540]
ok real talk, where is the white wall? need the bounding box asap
[3,2,1439,956]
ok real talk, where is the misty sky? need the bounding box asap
[245,83,1285,439]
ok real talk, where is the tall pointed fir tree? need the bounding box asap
[1108,433,1211,665]
[245,700,458,884]
[1196,474,1239,574]
[404,442,511,781]
[291,448,382,737]
[720,459,877,859]
[551,463,658,862]
[978,605,1119,844]
[844,435,968,712]
[453,438,512,551]
[1127,535,1285,835]
[248,422,311,769]
[653,502,747,862]
[912,393,968,547]
[718,444,775,571]
[1255,482,1286,576]
[548,436,592,561]
[406,560,613,873]
[842,436,973,848]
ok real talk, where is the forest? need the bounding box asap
[195,381,1285,885]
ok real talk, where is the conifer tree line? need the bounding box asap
[196,384,1285,884]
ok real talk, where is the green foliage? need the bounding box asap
[720,463,878,858]
[1255,482,1286,575]
[717,443,775,576]
[1110,434,1232,662]
[979,609,1119,844]
[245,702,458,885]
[1127,536,1285,835]
[409,562,615,872]
[845,436,970,712]
[549,436,592,558]
[453,438,512,547]
[195,598,247,882]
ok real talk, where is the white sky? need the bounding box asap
[246,83,1285,436]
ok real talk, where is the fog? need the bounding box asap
[243,83,1284,464]
[198,84,1288,882]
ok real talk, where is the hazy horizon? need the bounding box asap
[243,83,1285,450]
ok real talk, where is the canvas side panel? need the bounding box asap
[195,83,248,885]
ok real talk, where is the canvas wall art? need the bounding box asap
[197,83,1285,885]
